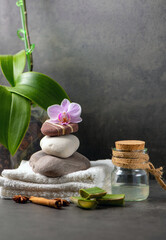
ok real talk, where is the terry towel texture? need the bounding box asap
[0,159,114,200]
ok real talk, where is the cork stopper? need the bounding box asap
[115,140,145,151]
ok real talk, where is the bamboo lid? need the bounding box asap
[115,140,145,151]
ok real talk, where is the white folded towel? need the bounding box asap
[0,188,83,200]
[2,159,113,186]
[0,159,114,200]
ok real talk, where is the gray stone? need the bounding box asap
[29,150,47,168]
[41,121,78,137]
[40,135,80,158]
[29,151,90,177]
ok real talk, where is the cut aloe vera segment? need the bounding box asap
[70,197,97,209]
[78,199,97,209]
[79,187,107,199]
[97,194,125,206]
[70,196,80,204]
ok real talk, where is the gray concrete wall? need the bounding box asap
[0,0,166,172]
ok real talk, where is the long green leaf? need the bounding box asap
[7,72,70,110]
[0,86,31,155]
[0,56,14,86]
[0,86,12,148]
[13,50,26,82]
[0,50,26,86]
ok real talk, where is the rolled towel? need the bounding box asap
[0,159,114,199]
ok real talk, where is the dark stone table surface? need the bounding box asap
[0,181,165,240]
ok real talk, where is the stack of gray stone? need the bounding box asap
[29,121,90,178]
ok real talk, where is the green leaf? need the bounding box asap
[0,86,12,148]
[0,86,31,155]
[7,71,70,110]
[13,50,26,82]
[0,50,26,86]
[0,55,14,86]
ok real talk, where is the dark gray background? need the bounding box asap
[0,1,166,173]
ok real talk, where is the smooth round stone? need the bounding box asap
[40,134,80,158]
[29,151,91,177]
[41,121,79,137]
[29,150,47,168]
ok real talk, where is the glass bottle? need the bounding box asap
[111,141,149,201]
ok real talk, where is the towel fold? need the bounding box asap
[2,160,113,185]
[0,177,95,192]
[0,188,81,200]
[0,159,114,200]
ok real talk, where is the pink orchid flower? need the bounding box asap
[47,99,82,125]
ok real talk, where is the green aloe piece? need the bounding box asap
[79,187,107,199]
[97,194,125,206]
[70,196,81,205]
[70,197,97,210]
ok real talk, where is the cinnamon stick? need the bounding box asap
[29,196,62,209]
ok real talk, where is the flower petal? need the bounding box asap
[70,116,82,123]
[61,99,70,112]
[48,118,59,124]
[47,105,63,119]
[67,102,81,117]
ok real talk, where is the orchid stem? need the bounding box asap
[17,0,33,71]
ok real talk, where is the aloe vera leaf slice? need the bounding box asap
[78,200,97,209]
[70,197,97,209]
[70,196,80,204]
[97,194,125,206]
[101,194,125,200]
[79,187,107,199]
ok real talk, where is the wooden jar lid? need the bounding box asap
[115,140,145,151]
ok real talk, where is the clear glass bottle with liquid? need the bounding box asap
[111,141,149,201]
